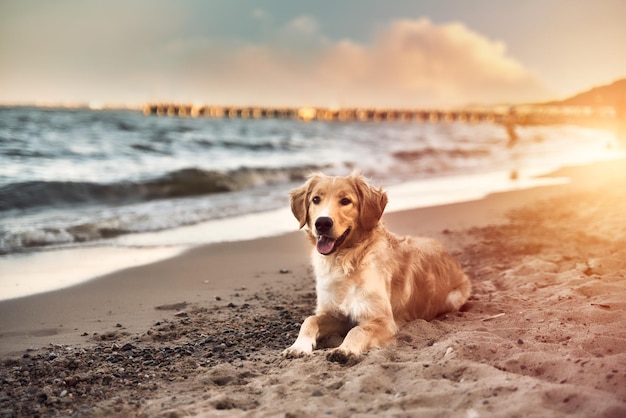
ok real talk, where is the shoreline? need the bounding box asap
[0,166,575,303]
[1,157,625,416]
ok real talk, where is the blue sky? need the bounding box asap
[1,0,625,107]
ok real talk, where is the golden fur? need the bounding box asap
[282,173,471,364]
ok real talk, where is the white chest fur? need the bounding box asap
[312,252,388,321]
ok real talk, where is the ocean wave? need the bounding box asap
[0,166,320,212]
[192,137,296,152]
[0,167,307,254]
[130,143,170,154]
[0,223,129,254]
[1,148,51,158]
[392,147,491,162]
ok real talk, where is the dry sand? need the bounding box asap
[1,159,625,417]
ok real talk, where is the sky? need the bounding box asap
[1,0,625,108]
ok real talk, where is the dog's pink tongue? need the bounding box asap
[317,236,336,255]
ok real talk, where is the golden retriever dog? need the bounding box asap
[282,173,471,364]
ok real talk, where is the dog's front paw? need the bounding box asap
[281,347,307,358]
[281,340,314,358]
[327,349,362,366]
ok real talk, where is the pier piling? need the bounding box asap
[141,103,616,128]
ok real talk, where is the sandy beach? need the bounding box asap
[1,158,625,417]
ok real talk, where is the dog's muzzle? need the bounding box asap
[315,217,350,255]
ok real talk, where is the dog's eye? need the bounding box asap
[312,196,321,204]
[340,197,352,206]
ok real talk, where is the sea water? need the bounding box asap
[0,106,622,299]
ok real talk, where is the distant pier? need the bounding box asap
[142,103,616,127]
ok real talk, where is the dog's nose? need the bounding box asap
[315,216,333,234]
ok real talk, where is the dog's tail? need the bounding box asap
[445,273,472,312]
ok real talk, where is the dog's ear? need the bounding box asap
[352,174,387,231]
[290,175,319,229]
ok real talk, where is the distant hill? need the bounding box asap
[542,78,626,107]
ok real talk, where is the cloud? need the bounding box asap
[315,18,552,106]
[191,17,551,107]
[0,9,552,107]
[285,15,319,36]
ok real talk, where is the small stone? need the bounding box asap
[279,269,290,274]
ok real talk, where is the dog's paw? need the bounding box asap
[281,348,306,358]
[281,340,314,358]
[326,349,361,366]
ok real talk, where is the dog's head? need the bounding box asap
[290,173,388,255]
